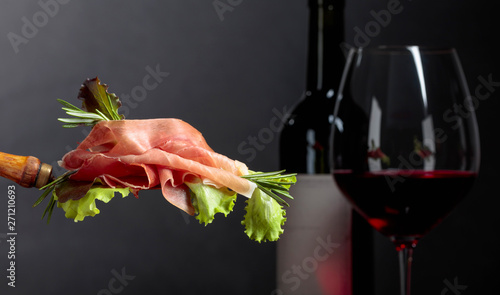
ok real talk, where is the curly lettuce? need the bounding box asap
[186,181,237,226]
[242,188,287,243]
[186,171,295,242]
[55,186,130,222]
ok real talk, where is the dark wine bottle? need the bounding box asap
[279,0,344,172]
[277,0,374,294]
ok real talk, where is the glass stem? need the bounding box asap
[393,237,418,295]
[398,246,414,295]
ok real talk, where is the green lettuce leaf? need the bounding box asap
[186,181,237,226]
[54,186,130,222]
[242,188,286,243]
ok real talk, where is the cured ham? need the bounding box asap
[32,78,295,242]
[59,119,257,215]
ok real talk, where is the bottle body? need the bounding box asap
[279,90,335,174]
[277,90,355,295]
[276,174,352,294]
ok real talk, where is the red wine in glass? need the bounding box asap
[331,46,480,295]
[333,169,477,239]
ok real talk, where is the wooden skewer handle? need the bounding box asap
[0,151,53,188]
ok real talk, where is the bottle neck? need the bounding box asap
[306,0,345,94]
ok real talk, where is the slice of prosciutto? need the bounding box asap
[59,119,257,215]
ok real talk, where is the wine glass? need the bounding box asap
[330,46,480,295]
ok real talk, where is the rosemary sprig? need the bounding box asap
[57,77,124,127]
[241,170,296,207]
[33,170,76,223]
[57,99,111,128]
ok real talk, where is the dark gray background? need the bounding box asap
[0,0,498,294]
